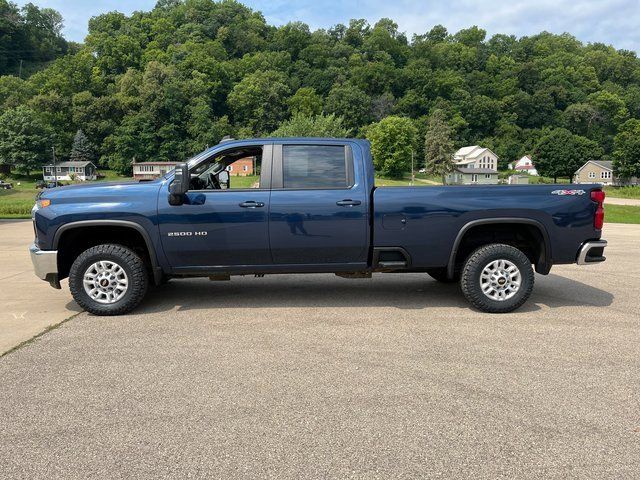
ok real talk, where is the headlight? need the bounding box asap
[36,199,51,209]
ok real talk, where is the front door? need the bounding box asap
[158,143,273,269]
[268,143,369,266]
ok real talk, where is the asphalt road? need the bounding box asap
[1,223,639,479]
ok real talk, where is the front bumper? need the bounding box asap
[576,240,607,265]
[29,243,61,289]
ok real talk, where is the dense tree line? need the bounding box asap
[0,1,72,76]
[1,0,640,179]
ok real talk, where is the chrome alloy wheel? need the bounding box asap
[83,260,129,304]
[479,259,521,301]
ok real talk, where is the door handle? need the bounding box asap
[336,199,361,207]
[239,201,265,208]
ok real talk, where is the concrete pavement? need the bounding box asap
[1,221,639,478]
[0,220,80,355]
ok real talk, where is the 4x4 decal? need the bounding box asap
[551,189,586,196]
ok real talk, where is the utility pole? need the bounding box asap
[18,59,23,79]
[52,146,57,186]
[411,150,415,186]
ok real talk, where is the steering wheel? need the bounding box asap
[207,173,221,190]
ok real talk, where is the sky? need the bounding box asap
[16,0,640,53]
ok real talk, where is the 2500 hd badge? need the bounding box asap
[167,231,208,237]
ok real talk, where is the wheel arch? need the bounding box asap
[447,218,552,279]
[53,220,163,284]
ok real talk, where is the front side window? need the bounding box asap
[189,146,263,190]
[282,145,350,189]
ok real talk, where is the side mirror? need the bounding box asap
[168,163,189,205]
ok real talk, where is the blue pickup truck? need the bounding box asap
[30,137,607,315]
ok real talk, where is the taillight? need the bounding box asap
[591,190,605,204]
[591,189,605,230]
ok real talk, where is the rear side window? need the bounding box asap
[283,145,351,189]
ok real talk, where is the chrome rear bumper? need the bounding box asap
[29,243,60,288]
[576,240,607,265]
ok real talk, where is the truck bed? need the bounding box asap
[372,184,602,270]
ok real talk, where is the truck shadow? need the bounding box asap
[137,272,613,315]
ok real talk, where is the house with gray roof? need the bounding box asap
[42,161,97,182]
[573,160,638,186]
[445,145,500,185]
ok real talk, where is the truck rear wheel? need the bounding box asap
[69,244,148,316]
[460,243,534,313]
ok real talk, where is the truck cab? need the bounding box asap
[161,139,371,272]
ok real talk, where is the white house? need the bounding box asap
[132,161,178,180]
[453,145,499,171]
[446,146,499,185]
[508,155,538,176]
[42,161,97,181]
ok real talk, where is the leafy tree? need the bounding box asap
[613,119,640,180]
[424,110,455,182]
[365,116,417,178]
[271,22,311,61]
[69,129,96,163]
[325,84,372,131]
[0,76,34,109]
[533,128,603,181]
[71,91,124,164]
[227,70,291,134]
[288,87,322,117]
[0,106,54,174]
[271,114,350,137]
[0,1,69,76]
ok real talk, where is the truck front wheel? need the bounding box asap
[460,243,534,313]
[69,244,148,316]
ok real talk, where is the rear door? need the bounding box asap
[268,142,369,266]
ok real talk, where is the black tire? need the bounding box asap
[427,268,459,283]
[69,244,148,316]
[460,243,534,313]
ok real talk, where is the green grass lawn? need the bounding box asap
[230,175,260,188]
[604,204,640,224]
[0,170,129,218]
[375,176,437,186]
[527,176,571,184]
[0,173,41,217]
[603,185,640,199]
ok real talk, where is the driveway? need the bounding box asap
[1,222,639,478]
[0,220,80,355]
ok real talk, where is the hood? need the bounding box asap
[40,178,163,201]
[46,179,154,191]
